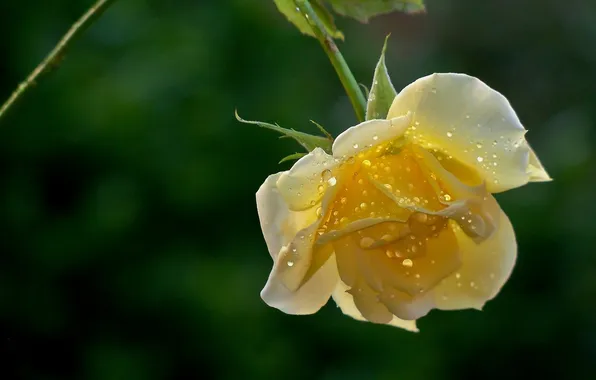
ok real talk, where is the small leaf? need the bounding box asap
[279,152,308,164]
[235,110,333,153]
[359,83,370,99]
[310,120,334,140]
[274,0,344,40]
[365,35,397,120]
[327,0,425,23]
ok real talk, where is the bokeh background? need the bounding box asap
[1,0,595,379]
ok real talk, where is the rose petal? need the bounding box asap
[332,281,419,332]
[527,145,551,182]
[261,250,339,315]
[432,212,517,311]
[332,115,411,158]
[387,73,550,193]
[411,144,502,242]
[276,148,339,211]
[257,173,319,259]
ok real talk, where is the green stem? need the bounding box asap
[0,0,117,124]
[295,0,367,122]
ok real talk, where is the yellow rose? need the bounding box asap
[256,73,550,331]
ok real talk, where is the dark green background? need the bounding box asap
[1,1,594,379]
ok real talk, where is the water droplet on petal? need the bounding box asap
[402,259,413,267]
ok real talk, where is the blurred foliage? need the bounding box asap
[0,0,595,379]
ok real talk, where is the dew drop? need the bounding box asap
[362,160,371,167]
[321,169,332,181]
[446,131,453,138]
[316,207,323,217]
[477,156,484,162]
[287,261,294,267]
[381,234,393,242]
[327,177,337,186]
[360,202,368,210]
[353,143,359,149]
[340,197,347,205]
[373,135,379,141]
[360,237,375,248]
[384,184,393,191]
[317,185,324,193]
[402,259,413,267]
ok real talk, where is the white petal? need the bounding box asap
[256,173,318,259]
[276,148,338,211]
[332,115,411,158]
[332,281,419,332]
[261,253,339,315]
[432,212,517,310]
[387,73,549,193]
[527,145,552,182]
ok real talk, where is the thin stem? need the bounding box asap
[295,0,367,122]
[0,0,117,123]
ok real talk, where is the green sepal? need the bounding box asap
[327,0,425,23]
[279,152,308,164]
[235,110,333,153]
[365,35,397,120]
[274,0,344,40]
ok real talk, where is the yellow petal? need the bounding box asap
[411,144,501,243]
[432,212,517,310]
[276,147,339,211]
[256,173,319,259]
[261,252,339,315]
[332,115,411,158]
[332,281,419,332]
[387,73,549,193]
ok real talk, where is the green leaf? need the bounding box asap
[327,0,425,23]
[274,0,344,40]
[365,36,398,120]
[279,152,308,164]
[310,120,334,140]
[235,110,333,153]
